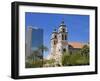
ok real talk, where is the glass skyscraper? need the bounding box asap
[25,27,43,67]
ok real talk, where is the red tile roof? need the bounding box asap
[68,42,84,48]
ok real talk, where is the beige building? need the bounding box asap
[49,20,85,66]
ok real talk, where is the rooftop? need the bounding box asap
[68,42,84,48]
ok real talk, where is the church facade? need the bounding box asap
[50,21,68,66]
[49,20,85,66]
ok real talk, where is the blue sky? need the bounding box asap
[25,12,89,57]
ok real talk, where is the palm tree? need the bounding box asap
[37,45,48,65]
[26,45,48,67]
[38,45,48,52]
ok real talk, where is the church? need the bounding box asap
[49,20,86,66]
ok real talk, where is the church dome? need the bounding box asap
[51,29,58,39]
[53,28,57,33]
[58,21,68,33]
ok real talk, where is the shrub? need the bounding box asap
[62,50,89,66]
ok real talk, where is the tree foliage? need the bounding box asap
[25,45,48,68]
[62,45,89,66]
[43,59,56,67]
[81,45,89,56]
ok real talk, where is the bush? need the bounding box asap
[43,59,55,67]
[62,50,89,66]
[25,56,43,68]
[62,52,70,66]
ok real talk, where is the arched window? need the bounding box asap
[62,28,65,32]
[54,41,56,45]
[63,48,66,52]
[62,34,64,40]
[65,35,67,40]
[55,35,57,39]
[62,34,66,40]
[62,35,63,40]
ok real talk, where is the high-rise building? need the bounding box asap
[25,26,43,63]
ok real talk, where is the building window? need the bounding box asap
[54,41,56,45]
[55,35,57,39]
[62,34,64,40]
[65,35,66,40]
[63,48,66,52]
[59,49,60,51]
[62,29,65,32]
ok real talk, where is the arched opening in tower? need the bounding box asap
[63,48,66,52]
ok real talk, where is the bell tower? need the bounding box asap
[58,20,68,41]
[57,20,68,55]
[50,29,58,56]
[50,20,69,66]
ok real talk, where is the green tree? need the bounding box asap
[43,59,56,67]
[62,47,89,66]
[62,52,70,66]
[25,45,48,68]
[38,45,48,52]
[81,45,89,56]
